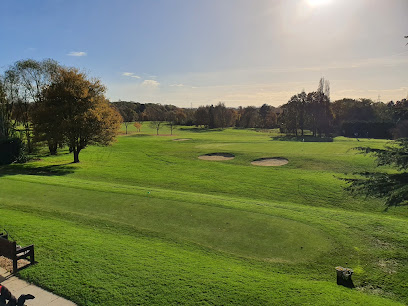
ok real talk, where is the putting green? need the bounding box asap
[195,209,333,263]
[0,177,332,264]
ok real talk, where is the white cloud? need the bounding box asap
[122,72,141,79]
[142,80,160,88]
[170,83,185,87]
[67,51,87,57]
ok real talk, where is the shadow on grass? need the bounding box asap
[129,133,153,137]
[0,163,75,178]
[178,127,224,133]
[271,135,333,142]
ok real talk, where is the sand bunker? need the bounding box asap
[251,157,288,166]
[198,153,235,161]
[173,138,192,141]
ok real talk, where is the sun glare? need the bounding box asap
[307,0,332,6]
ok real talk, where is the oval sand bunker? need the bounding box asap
[251,157,288,166]
[198,153,235,161]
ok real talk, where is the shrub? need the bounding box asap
[0,138,24,165]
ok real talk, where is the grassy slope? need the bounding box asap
[0,125,407,305]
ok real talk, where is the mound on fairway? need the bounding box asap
[173,138,192,141]
[251,157,288,166]
[198,153,235,161]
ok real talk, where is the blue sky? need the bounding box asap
[1,0,407,107]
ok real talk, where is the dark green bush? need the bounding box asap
[0,138,24,165]
[341,121,394,139]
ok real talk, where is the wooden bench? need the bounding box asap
[0,233,35,274]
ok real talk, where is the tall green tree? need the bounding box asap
[0,78,11,139]
[237,106,259,128]
[145,105,166,135]
[37,67,122,163]
[307,91,332,137]
[4,59,59,152]
[1,70,20,140]
[195,106,210,127]
[281,92,307,136]
[344,139,408,208]
[306,78,332,137]
[259,104,278,129]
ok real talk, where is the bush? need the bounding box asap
[0,138,24,165]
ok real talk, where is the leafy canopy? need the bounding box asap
[344,139,408,208]
[35,67,122,162]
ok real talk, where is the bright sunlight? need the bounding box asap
[306,0,332,6]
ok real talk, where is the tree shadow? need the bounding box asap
[178,127,224,133]
[129,134,152,137]
[0,163,75,178]
[271,135,333,142]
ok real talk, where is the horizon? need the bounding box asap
[1,0,407,107]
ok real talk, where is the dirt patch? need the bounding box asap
[378,259,398,274]
[173,138,192,141]
[251,157,288,166]
[198,153,235,161]
[0,256,30,273]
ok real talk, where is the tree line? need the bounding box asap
[113,101,281,132]
[113,78,408,140]
[280,78,408,139]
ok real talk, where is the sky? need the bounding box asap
[0,0,407,108]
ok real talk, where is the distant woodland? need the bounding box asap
[113,78,408,139]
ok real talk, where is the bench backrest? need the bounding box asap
[0,236,16,258]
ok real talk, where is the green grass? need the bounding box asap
[0,125,407,305]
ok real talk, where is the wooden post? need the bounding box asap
[31,245,35,264]
[12,241,17,274]
[335,266,354,288]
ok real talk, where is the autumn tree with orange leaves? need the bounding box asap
[33,67,122,163]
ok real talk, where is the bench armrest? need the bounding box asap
[16,245,34,254]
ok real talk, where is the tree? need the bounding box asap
[38,67,122,163]
[0,78,12,139]
[31,96,64,155]
[115,105,138,134]
[344,139,408,208]
[208,105,215,129]
[0,71,19,140]
[391,98,408,137]
[123,110,138,134]
[238,106,259,128]
[264,109,277,128]
[5,59,59,152]
[149,121,163,135]
[165,110,177,135]
[305,78,332,137]
[145,105,165,135]
[259,104,278,129]
[280,92,306,135]
[306,91,332,137]
[281,97,300,135]
[174,108,187,125]
[134,122,142,132]
[195,106,210,127]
